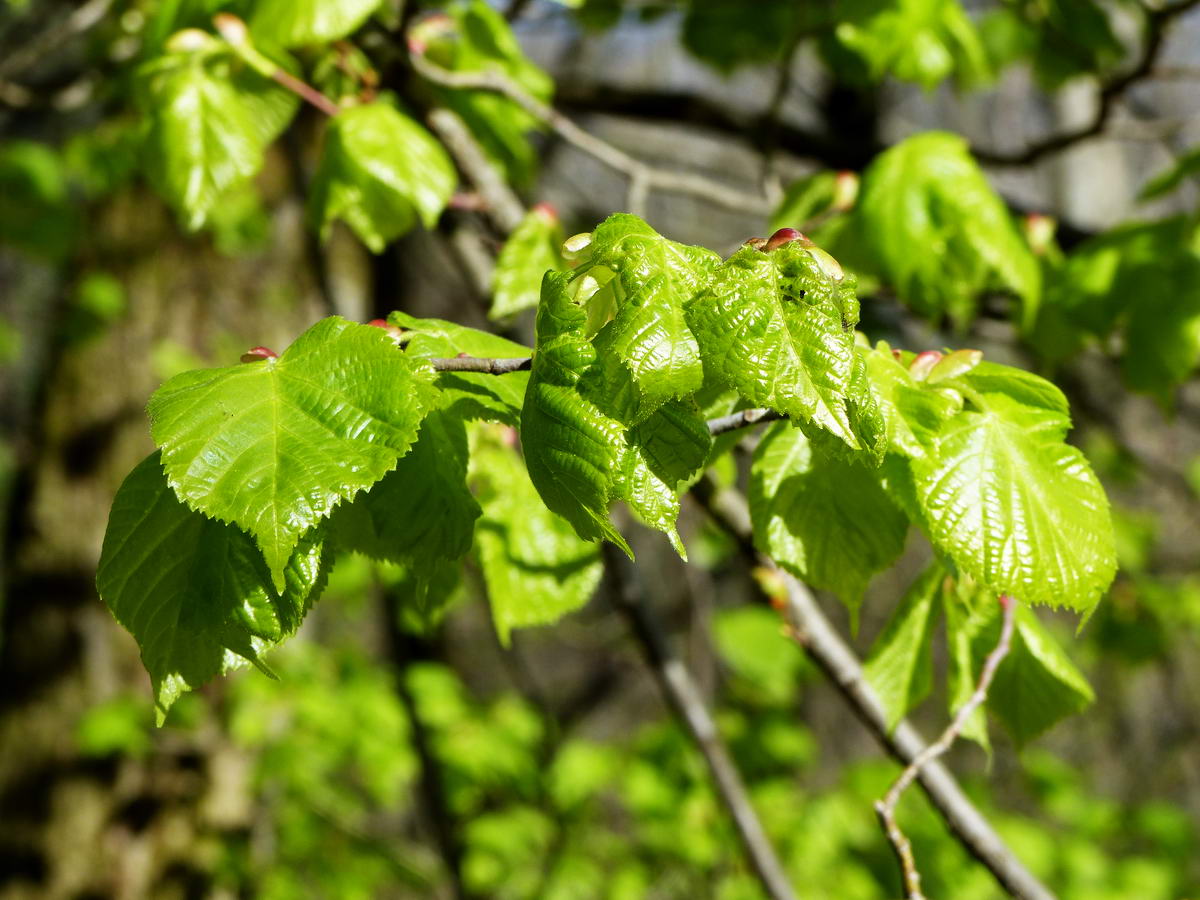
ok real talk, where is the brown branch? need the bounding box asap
[603,545,799,900]
[706,407,784,436]
[0,0,115,80]
[272,68,341,117]
[873,594,1016,900]
[428,355,531,373]
[974,0,1200,167]
[691,479,1056,900]
[408,52,772,215]
[426,107,527,234]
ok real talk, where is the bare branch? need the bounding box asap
[690,479,1056,900]
[975,0,1200,167]
[603,545,799,900]
[428,355,531,374]
[873,594,1017,900]
[706,407,784,436]
[408,52,772,216]
[0,0,115,80]
[427,107,527,234]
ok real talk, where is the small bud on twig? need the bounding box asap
[908,350,944,381]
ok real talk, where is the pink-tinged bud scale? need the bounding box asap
[241,346,278,363]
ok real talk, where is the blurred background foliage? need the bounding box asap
[3,0,1200,897]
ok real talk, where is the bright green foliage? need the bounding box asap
[864,566,941,730]
[137,46,271,230]
[750,422,907,612]
[681,0,806,71]
[421,0,555,184]
[491,206,566,319]
[309,102,456,252]
[472,428,603,645]
[903,379,1115,614]
[249,0,383,47]
[97,453,329,722]
[520,272,638,553]
[980,0,1123,89]
[833,0,990,89]
[389,311,532,425]
[857,132,1040,327]
[148,317,438,589]
[1032,217,1200,401]
[578,214,721,424]
[769,171,841,233]
[687,239,875,449]
[330,410,480,570]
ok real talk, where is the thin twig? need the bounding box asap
[706,408,783,436]
[975,0,1200,166]
[428,355,531,373]
[272,68,342,117]
[691,479,1056,900]
[427,107,527,234]
[0,0,115,80]
[408,52,772,216]
[873,594,1016,900]
[602,545,799,900]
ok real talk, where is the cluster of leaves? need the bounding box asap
[98,212,1115,755]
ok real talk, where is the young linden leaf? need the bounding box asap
[249,0,383,47]
[521,273,631,553]
[863,566,943,731]
[137,50,265,230]
[310,103,456,252]
[749,421,908,615]
[687,239,867,449]
[329,410,481,567]
[390,311,532,425]
[491,205,566,320]
[863,342,964,458]
[969,599,1095,745]
[576,214,722,424]
[148,316,439,591]
[97,453,330,723]
[472,428,603,646]
[907,390,1115,614]
[856,131,1040,328]
[943,578,996,751]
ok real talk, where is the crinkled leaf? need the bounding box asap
[137,50,265,230]
[473,429,603,645]
[97,453,329,722]
[330,410,480,566]
[857,132,1039,328]
[148,316,438,590]
[578,214,721,424]
[864,566,942,730]
[750,421,907,615]
[491,206,565,319]
[390,311,531,425]
[249,0,382,46]
[310,103,456,252]
[862,342,962,458]
[907,391,1115,614]
[521,273,630,552]
[687,241,867,449]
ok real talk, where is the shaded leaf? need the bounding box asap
[97,453,329,722]
[250,0,383,46]
[864,566,942,730]
[310,103,456,252]
[491,205,565,319]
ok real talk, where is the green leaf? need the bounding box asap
[310,103,456,252]
[473,428,603,645]
[491,206,565,320]
[862,342,962,458]
[426,0,555,184]
[687,240,868,449]
[749,421,908,613]
[97,453,329,722]
[856,132,1039,328]
[249,0,383,46]
[974,601,1095,745]
[682,0,807,71]
[1140,146,1200,201]
[148,316,438,590]
[137,49,266,230]
[0,141,78,260]
[943,578,992,750]
[330,410,480,567]
[578,214,721,424]
[834,0,990,90]
[521,273,630,552]
[863,566,942,730]
[906,390,1115,614]
[770,171,839,233]
[389,311,532,426]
